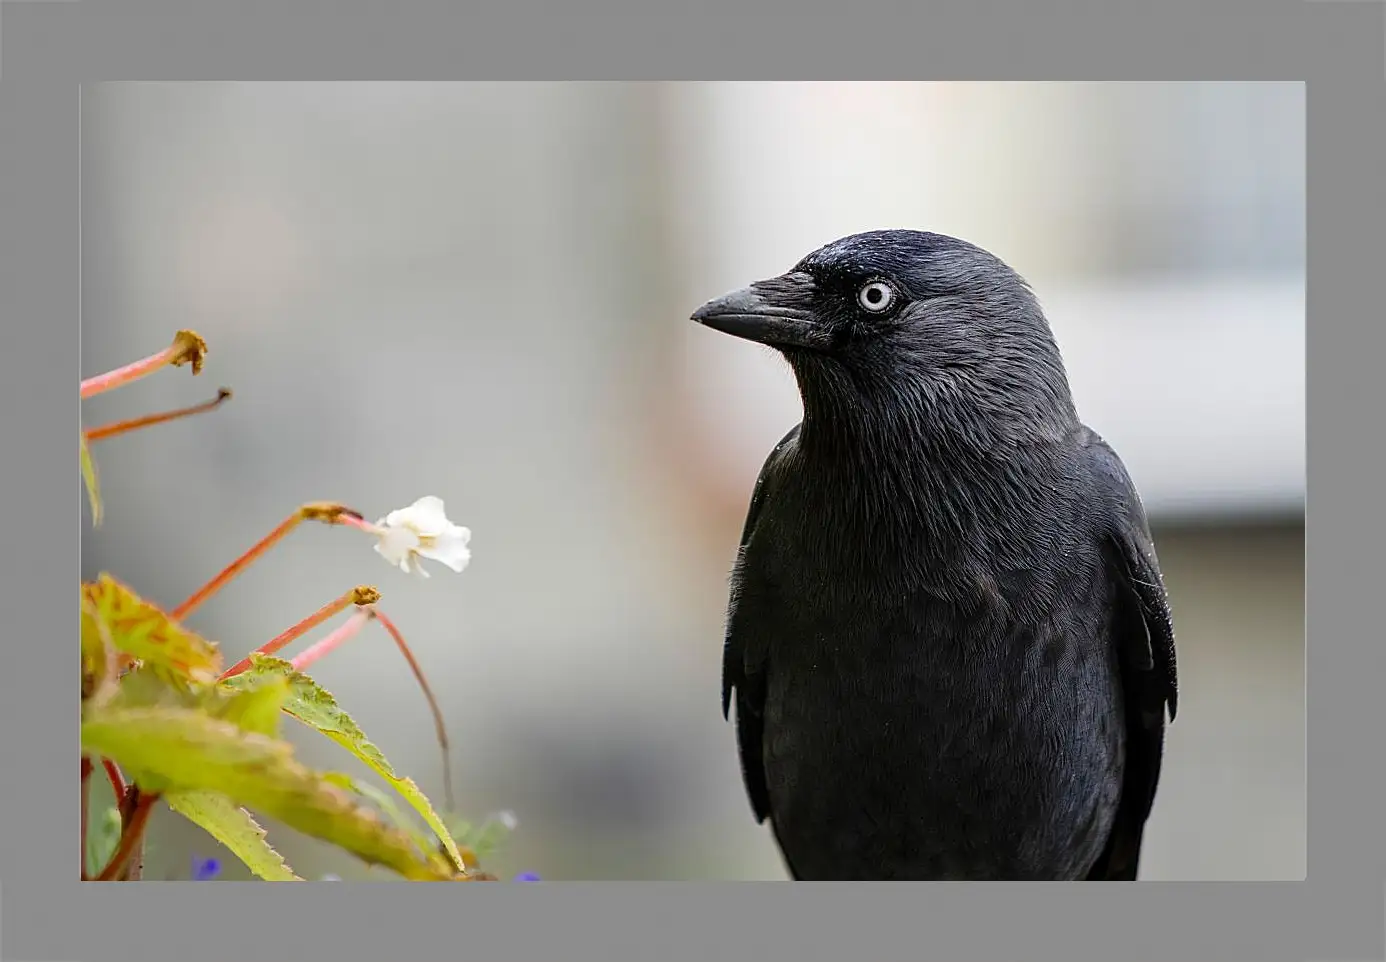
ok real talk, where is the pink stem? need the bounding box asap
[80,330,207,399]
[220,585,377,680]
[80,348,177,399]
[336,514,378,534]
[290,610,374,672]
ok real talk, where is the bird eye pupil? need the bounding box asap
[859,282,892,311]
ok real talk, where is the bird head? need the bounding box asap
[691,230,1077,446]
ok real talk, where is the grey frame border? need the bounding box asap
[0,2,1366,961]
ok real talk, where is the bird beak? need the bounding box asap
[690,272,821,349]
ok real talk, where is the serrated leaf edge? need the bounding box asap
[166,791,303,881]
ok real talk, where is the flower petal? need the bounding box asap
[371,497,471,578]
[374,525,421,570]
[401,495,450,536]
[419,529,471,573]
[191,856,222,881]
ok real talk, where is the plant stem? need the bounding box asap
[284,604,456,812]
[79,330,207,399]
[221,585,380,680]
[102,758,126,803]
[171,503,365,622]
[81,757,92,880]
[97,790,156,881]
[335,514,378,534]
[85,388,232,443]
[374,610,455,813]
[172,513,304,622]
[288,608,374,672]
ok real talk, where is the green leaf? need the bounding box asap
[86,806,122,878]
[110,663,270,719]
[209,676,289,738]
[82,575,223,685]
[223,655,465,872]
[103,669,287,792]
[166,791,302,881]
[107,663,202,712]
[80,431,102,526]
[322,772,437,858]
[81,706,457,881]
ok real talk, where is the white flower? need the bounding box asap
[371,495,472,578]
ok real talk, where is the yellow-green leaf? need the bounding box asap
[166,791,302,881]
[101,672,287,796]
[81,594,118,708]
[81,706,456,881]
[323,772,437,858]
[107,663,201,712]
[209,676,289,738]
[82,574,223,685]
[80,431,102,526]
[223,655,464,872]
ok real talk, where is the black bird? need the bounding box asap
[691,230,1177,881]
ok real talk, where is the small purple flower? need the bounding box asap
[513,871,541,882]
[191,856,222,881]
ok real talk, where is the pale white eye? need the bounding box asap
[857,281,894,312]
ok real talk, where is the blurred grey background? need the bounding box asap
[79,82,1305,881]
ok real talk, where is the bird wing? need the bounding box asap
[723,424,801,824]
[1080,426,1179,880]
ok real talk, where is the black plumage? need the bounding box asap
[691,230,1177,880]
